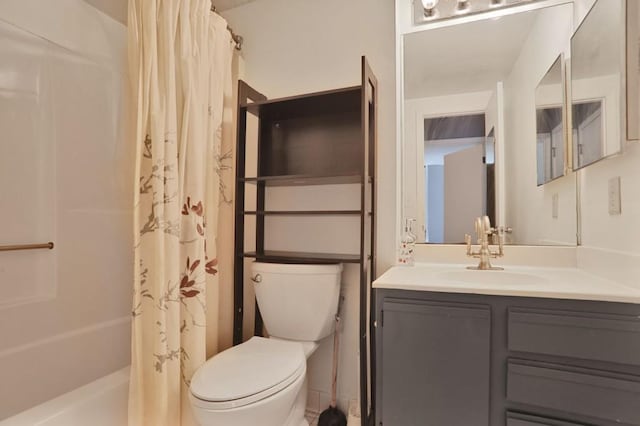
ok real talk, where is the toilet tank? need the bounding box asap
[251,262,343,342]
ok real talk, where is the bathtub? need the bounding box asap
[0,368,129,426]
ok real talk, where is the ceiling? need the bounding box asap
[83,0,127,24]
[215,0,261,11]
[81,0,260,24]
[403,10,540,99]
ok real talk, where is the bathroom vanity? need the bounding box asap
[385,0,640,423]
[373,265,640,426]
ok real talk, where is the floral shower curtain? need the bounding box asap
[127,1,234,425]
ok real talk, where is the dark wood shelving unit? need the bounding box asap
[240,174,362,186]
[233,57,377,426]
[241,85,362,116]
[243,250,362,264]
[242,210,362,216]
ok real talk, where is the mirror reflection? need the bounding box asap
[403,3,578,246]
[572,100,604,168]
[627,0,640,140]
[536,56,566,186]
[423,114,493,244]
[570,0,625,169]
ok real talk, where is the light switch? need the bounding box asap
[608,177,622,215]
[552,193,559,219]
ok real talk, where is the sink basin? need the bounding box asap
[436,270,546,286]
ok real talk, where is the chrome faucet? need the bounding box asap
[465,216,505,271]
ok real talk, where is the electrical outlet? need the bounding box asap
[608,177,622,215]
[552,193,559,219]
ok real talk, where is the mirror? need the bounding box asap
[570,0,625,169]
[536,56,566,186]
[402,2,579,245]
[627,0,640,140]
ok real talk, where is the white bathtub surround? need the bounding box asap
[0,368,129,426]
[0,0,131,420]
[128,2,236,425]
[374,263,640,304]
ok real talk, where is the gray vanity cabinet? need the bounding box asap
[374,289,640,426]
[380,300,491,426]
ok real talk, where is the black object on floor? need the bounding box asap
[318,406,347,426]
[318,309,347,426]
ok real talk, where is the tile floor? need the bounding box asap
[305,410,319,425]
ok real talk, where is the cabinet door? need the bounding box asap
[506,412,587,426]
[380,299,491,426]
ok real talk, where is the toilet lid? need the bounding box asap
[190,337,305,405]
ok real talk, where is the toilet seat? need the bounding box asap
[190,337,306,410]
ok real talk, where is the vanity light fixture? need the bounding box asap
[422,0,440,19]
[456,0,471,14]
[414,0,542,25]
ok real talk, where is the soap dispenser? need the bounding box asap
[398,218,417,266]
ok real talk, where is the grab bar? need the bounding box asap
[0,242,54,252]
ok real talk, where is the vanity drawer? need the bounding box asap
[508,307,640,365]
[507,360,640,425]
[506,412,586,426]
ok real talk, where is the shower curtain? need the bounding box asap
[127,1,236,425]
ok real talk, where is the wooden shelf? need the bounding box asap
[243,210,361,216]
[234,58,377,426]
[239,174,362,186]
[242,86,361,118]
[242,250,361,264]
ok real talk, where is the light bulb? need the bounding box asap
[422,0,439,19]
[455,0,471,13]
[421,0,439,10]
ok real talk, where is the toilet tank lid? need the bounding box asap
[252,262,343,275]
[190,337,305,403]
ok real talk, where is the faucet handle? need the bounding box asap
[495,225,513,234]
[465,234,476,257]
[491,228,505,258]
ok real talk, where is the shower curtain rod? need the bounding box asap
[211,4,243,51]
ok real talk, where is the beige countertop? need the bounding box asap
[373,263,640,304]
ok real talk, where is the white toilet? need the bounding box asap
[189,262,343,426]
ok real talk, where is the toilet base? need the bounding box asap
[282,376,308,426]
[190,372,309,426]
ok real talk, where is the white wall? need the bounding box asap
[573,0,640,287]
[503,3,578,246]
[222,0,395,414]
[0,0,131,419]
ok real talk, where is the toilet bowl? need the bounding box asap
[190,337,311,426]
[189,262,343,426]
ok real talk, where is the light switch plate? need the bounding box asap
[552,193,559,219]
[608,177,622,215]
